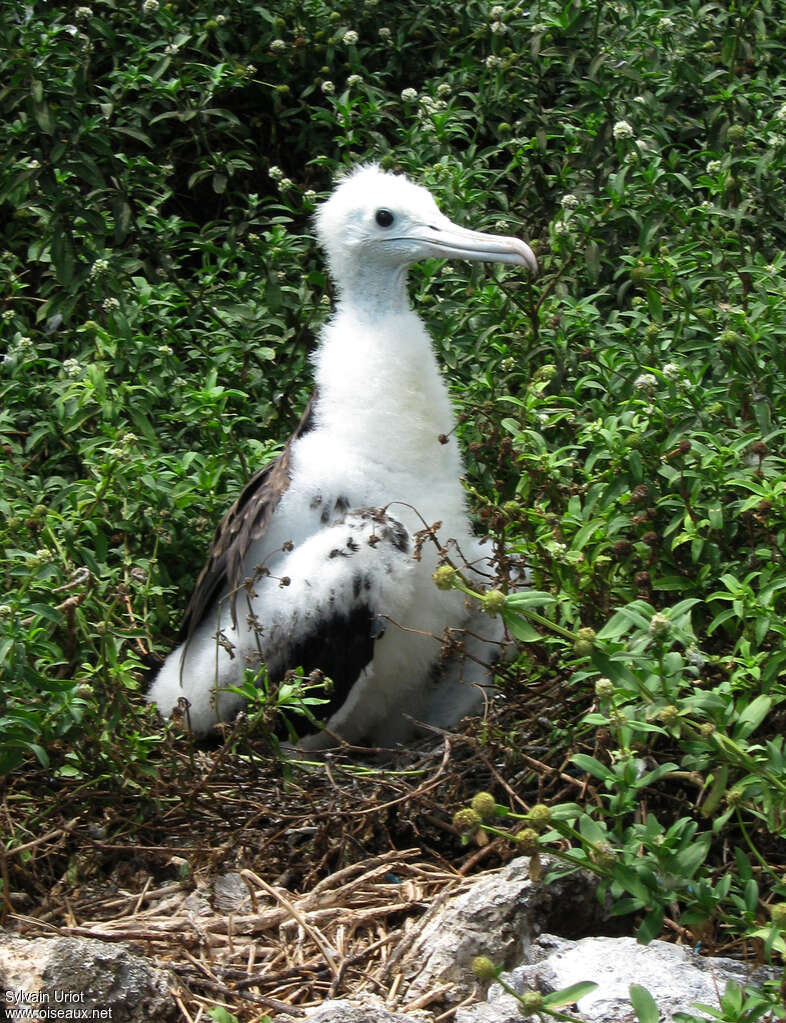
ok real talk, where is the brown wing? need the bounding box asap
[180,391,318,641]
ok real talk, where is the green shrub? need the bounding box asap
[1,2,785,1011]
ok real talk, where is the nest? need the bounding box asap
[18,849,478,1020]
[3,687,579,1021]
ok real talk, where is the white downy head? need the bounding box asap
[313,163,537,315]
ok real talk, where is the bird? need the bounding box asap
[146,163,537,750]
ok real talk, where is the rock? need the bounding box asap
[211,871,252,914]
[457,933,774,1023]
[400,856,606,1001]
[0,932,179,1022]
[275,993,425,1022]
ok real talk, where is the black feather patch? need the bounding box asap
[271,604,377,735]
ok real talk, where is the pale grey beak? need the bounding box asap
[410,215,538,274]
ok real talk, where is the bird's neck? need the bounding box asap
[332,264,411,321]
[312,290,457,464]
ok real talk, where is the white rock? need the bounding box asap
[458,933,774,1023]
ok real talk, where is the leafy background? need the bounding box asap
[2,0,786,1018]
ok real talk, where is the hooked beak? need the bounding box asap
[408,215,538,274]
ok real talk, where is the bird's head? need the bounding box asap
[314,164,537,303]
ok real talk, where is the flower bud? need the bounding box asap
[590,841,616,870]
[527,804,551,830]
[513,827,540,855]
[433,564,458,590]
[471,791,497,821]
[769,903,786,930]
[649,612,670,638]
[573,627,596,656]
[657,704,679,726]
[453,807,482,832]
[482,589,507,615]
[518,991,545,1016]
[471,955,498,981]
[594,677,614,700]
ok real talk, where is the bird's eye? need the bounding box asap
[375,208,395,228]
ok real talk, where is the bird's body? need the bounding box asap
[147,164,536,747]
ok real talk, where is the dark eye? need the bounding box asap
[375,208,395,228]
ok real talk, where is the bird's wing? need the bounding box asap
[269,605,379,734]
[180,390,319,641]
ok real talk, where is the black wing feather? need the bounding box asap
[180,391,318,641]
[270,605,378,735]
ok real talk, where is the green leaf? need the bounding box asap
[501,609,540,642]
[613,864,657,905]
[578,814,608,843]
[26,602,63,624]
[743,878,759,914]
[504,590,557,609]
[735,694,772,737]
[672,836,710,880]
[208,1009,241,1023]
[34,102,54,134]
[52,228,75,286]
[629,984,660,1023]
[636,905,665,943]
[543,981,598,1008]
[646,286,662,323]
[708,505,723,529]
[571,754,615,781]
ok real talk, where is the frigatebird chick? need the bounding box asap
[147,163,537,749]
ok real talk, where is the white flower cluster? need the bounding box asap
[321,80,335,94]
[89,257,109,279]
[75,6,92,18]
[142,0,158,12]
[560,193,579,209]
[706,159,722,174]
[485,54,502,68]
[421,95,447,116]
[15,336,34,354]
[634,373,657,392]
[613,119,634,140]
[401,87,418,102]
[270,38,286,52]
[63,358,81,377]
[342,29,358,45]
[649,612,670,637]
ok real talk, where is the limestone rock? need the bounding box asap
[275,993,425,1022]
[457,933,773,1023]
[400,856,605,1001]
[0,932,178,1022]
